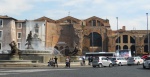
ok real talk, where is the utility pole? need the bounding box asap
[116,17,119,50]
[146,13,149,54]
[92,20,94,52]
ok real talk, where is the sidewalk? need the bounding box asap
[36,61,91,67]
[0,61,91,68]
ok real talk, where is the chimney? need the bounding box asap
[122,26,126,30]
[105,19,109,23]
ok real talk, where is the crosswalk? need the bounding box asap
[0,68,76,76]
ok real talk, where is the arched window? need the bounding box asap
[89,32,102,46]
[116,45,121,50]
[123,45,128,49]
[130,45,135,56]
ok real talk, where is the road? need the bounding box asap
[0,65,150,77]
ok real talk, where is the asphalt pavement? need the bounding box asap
[0,65,150,77]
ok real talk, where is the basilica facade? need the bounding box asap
[0,15,149,56]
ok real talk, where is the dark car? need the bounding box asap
[109,58,117,66]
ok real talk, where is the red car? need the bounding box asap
[142,55,149,59]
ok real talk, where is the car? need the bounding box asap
[92,56,113,68]
[109,58,117,66]
[143,57,150,69]
[142,55,149,60]
[110,57,127,66]
[127,57,143,65]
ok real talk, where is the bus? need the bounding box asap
[85,52,115,57]
[115,49,132,57]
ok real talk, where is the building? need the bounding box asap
[0,15,149,56]
[0,15,17,52]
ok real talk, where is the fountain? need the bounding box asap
[0,31,61,67]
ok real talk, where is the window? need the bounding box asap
[0,19,3,27]
[35,28,39,33]
[123,35,128,43]
[35,23,39,33]
[18,42,21,49]
[0,43,1,50]
[102,58,107,60]
[17,23,22,29]
[0,30,3,39]
[17,32,22,39]
[92,20,96,26]
[97,21,101,26]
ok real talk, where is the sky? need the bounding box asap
[0,0,150,30]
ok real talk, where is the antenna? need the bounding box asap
[68,11,70,16]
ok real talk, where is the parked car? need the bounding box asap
[92,56,113,68]
[127,57,143,65]
[110,57,127,66]
[143,57,150,69]
[142,55,149,60]
[109,58,117,66]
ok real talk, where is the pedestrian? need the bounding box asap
[48,58,51,66]
[88,57,91,65]
[54,56,58,67]
[65,56,70,68]
[82,57,85,66]
[90,56,93,63]
[51,58,55,67]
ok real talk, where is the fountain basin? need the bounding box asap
[0,60,38,63]
[0,60,39,67]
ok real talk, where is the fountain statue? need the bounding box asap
[9,41,19,55]
[25,31,33,49]
[9,41,20,60]
[63,45,78,56]
[71,46,79,56]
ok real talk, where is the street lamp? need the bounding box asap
[100,27,103,52]
[116,17,119,50]
[92,21,94,52]
[146,13,149,54]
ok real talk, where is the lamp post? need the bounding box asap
[116,17,119,50]
[140,47,143,56]
[92,21,94,52]
[100,27,103,52]
[146,13,149,54]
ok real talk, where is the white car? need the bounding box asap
[110,57,127,66]
[143,57,150,69]
[92,56,113,68]
[127,57,143,65]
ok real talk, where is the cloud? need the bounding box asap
[0,0,33,15]
[61,0,86,6]
[0,0,150,30]
[108,15,148,30]
[44,10,69,19]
